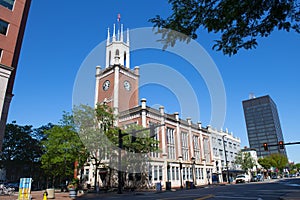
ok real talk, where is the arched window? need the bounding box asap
[109,51,111,66]
[124,51,127,67]
[115,49,119,56]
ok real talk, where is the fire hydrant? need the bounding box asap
[43,191,48,200]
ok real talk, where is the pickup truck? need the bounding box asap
[235,174,250,183]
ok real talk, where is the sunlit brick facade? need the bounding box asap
[0,0,32,151]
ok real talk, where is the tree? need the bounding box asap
[258,157,272,170]
[234,151,255,173]
[73,104,160,190]
[119,124,160,189]
[41,113,88,188]
[258,153,288,173]
[150,0,300,55]
[73,104,116,190]
[0,122,44,182]
[269,153,288,172]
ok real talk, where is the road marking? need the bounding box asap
[214,196,259,199]
[194,194,214,200]
[158,194,214,200]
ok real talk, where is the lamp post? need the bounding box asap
[191,157,196,186]
[222,135,230,184]
[178,156,183,189]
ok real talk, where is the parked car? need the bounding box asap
[6,182,19,191]
[235,174,250,183]
[251,175,258,182]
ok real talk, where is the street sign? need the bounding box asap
[18,178,32,200]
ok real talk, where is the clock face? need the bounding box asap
[102,80,110,91]
[124,80,131,91]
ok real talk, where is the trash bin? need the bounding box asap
[155,182,162,191]
[46,188,55,199]
[186,181,193,189]
[165,181,171,190]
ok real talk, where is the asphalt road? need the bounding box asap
[79,178,300,200]
[1,178,299,200]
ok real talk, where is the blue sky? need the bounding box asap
[8,1,300,163]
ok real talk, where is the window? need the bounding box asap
[150,122,159,158]
[203,137,211,162]
[0,49,2,61]
[159,166,163,181]
[181,132,189,161]
[154,166,158,181]
[193,135,201,162]
[167,128,175,159]
[0,0,15,10]
[0,19,9,35]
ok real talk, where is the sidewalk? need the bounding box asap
[0,190,85,200]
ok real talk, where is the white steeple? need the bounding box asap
[105,23,130,69]
[120,24,124,42]
[106,28,110,45]
[112,24,116,42]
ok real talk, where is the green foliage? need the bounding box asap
[258,157,272,170]
[150,0,300,55]
[41,112,88,182]
[122,124,160,154]
[234,151,255,172]
[269,153,288,172]
[0,122,48,183]
[73,104,116,166]
[258,153,288,172]
[1,122,41,162]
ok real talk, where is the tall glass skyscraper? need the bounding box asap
[242,95,287,158]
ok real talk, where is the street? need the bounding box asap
[1,178,299,200]
[79,178,300,200]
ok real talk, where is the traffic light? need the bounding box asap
[263,143,268,151]
[149,124,155,137]
[278,141,284,149]
[131,129,136,143]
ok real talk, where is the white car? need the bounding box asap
[235,174,250,183]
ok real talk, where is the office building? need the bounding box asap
[0,0,31,150]
[242,95,286,158]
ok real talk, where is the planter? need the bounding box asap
[69,188,77,199]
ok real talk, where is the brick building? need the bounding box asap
[0,0,32,150]
[83,23,241,189]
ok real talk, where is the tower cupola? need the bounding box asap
[105,23,130,69]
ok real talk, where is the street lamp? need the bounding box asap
[222,135,230,184]
[191,157,196,187]
[178,156,183,189]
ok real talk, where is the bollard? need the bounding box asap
[43,191,48,200]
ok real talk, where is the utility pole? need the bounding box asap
[222,135,230,184]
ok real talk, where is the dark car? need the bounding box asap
[6,182,19,191]
[251,175,258,182]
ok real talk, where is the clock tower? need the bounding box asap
[95,24,139,118]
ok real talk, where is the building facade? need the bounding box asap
[242,95,287,158]
[0,0,32,150]
[210,128,241,182]
[83,23,241,189]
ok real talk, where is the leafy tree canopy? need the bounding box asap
[234,151,255,172]
[41,112,88,181]
[258,153,288,172]
[1,122,42,163]
[150,0,300,55]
